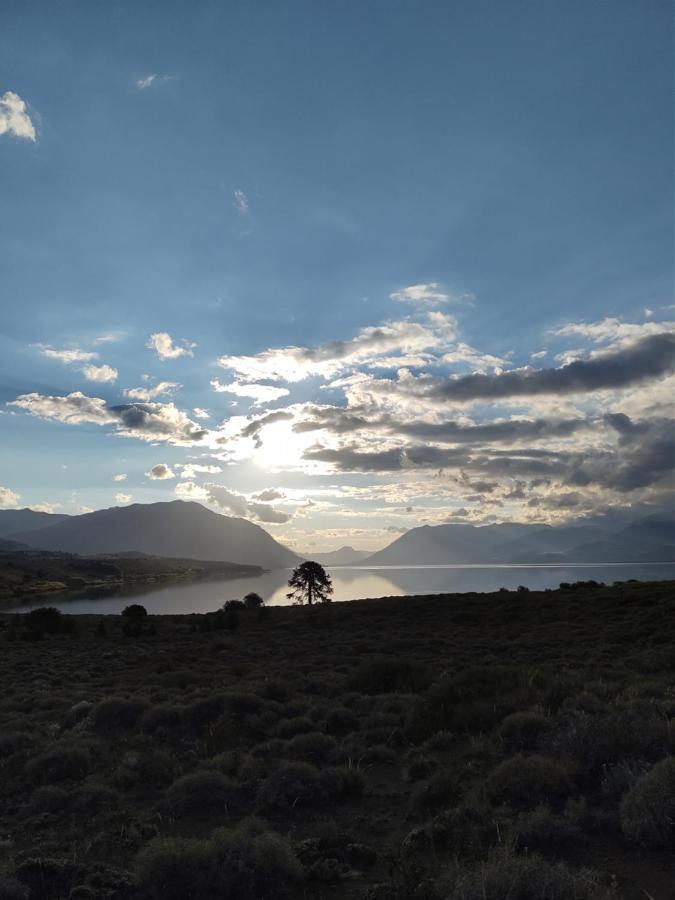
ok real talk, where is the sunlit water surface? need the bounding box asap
[6,563,674,615]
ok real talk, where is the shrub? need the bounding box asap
[24,606,63,634]
[0,876,29,900]
[0,732,34,758]
[135,822,301,900]
[277,717,314,738]
[166,770,237,817]
[447,846,617,899]
[243,592,264,609]
[141,703,185,734]
[27,785,71,814]
[325,707,359,736]
[92,696,148,732]
[257,761,324,811]
[485,755,573,811]
[500,710,549,752]
[318,765,365,799]
[122,604,147,620]
[413,768,462,814]
[223,599,246,610]
[348,656,432,694]
[25,746,90,784]
[286,732,336,762]
[134,836,217,899]
[71,783,123,815]
[62,700,94,729]
[620,755,675,848]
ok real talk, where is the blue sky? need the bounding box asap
[1,0,673,551]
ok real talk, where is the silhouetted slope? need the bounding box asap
[0,508,70,538]
[14,501,300,568]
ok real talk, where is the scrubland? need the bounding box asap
[1,580,674,899]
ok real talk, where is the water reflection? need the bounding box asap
[5,562,674,616]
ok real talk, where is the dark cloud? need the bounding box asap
[417,333,675,402]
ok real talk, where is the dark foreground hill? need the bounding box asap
[0,580,673,900]
[12,501,300,569]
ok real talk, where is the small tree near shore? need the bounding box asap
[287,561,333,606]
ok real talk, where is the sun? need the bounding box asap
[253,420,315,471]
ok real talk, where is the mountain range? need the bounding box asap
[0,502,672,569]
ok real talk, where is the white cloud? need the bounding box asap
[135,74,170,90]
[210,378,290,404]
[39,346,98,364]
[82,364,118,383]
[217,313,458,383]
[29,502,60,513]
[113,473,127,482]
[234,190,248,214]
[115,492,133,504]
[0,91,36,141]
[8,392,115,425]
[79,505,94,514]
[552,316,674,347]
[204,482,292,524]
[193,407,210,419]
[390,283,472,305]
[0,485,20,507]
[146,463,175,480]
[124,381,180,401]
[175,481,209,500]
[531,350,547,360]
[147,332,195,360]
[178,463,221,478]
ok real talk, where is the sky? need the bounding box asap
[0,0,673,552]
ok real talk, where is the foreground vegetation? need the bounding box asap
[1,580,674,899]
[0,551,263,600]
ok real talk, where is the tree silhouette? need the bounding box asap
[287,561,333,605]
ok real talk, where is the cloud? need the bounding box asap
[82,364,118,383]
[552,317,674,347]
[147,332,195,360]
[175,481,209,500]
[135,74,172,90]
[193,408,210,419]
[390,283,454,305]
[113,473,127,482]
[0,485,20,507]
[252,488,285,502]
[146,463,175,480]
[9,391,208,445]
[178,463,221,478]
[124,381,180,401]
[211,378,290,404]
[39,346,98,364]
[240,410,295,448]
[217,313,457,383]
[204,482,292,524]
[115,492,132,504]
[397,333,675,404]
[0,91,36,141]
[234,190,248,214]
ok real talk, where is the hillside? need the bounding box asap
[0,508,70,538]
[13,501,300,569]
[308,546,371,566]
[366,516,675,565]
[0,580,673,899]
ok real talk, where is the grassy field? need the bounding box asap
[1,580,674,899]
[0,551,263,601]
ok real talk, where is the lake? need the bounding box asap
[6,562,675,615]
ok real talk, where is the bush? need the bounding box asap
[485,755,573,811]
[141,703,185,734]
[257,761,324,811]
[92,696,148,732]
[325,707,359,736]
[0,732,34,758]
[243,592,264,609]
[166,770,237,817]
[277,717,314,738]
[122,604,147,620]
[24,606,63,634]
[348,656,432,694]
[135,820,301,899]
[27,785,71,814]
[0,876,29,900]
[447,846,616,899]
[500,710,549,752]
[620,755,675,848]
[286,732,336,762]
[25,746,90,784]
[412,768,462,814]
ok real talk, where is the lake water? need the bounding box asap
[6,563,675,615]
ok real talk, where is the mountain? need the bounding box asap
[365,515,675,565]
[0,537,31,552]
[13,501,300,569]
[365,523,537,566]
[308,546,371,566]
[0,508,70,538]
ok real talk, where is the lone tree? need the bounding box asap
[287,561,333,606]
[243,592,264,609]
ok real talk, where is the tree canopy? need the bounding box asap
[286,561,333,605]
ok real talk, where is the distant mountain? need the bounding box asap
[0,508,70,538]
[308,546,371,566]
[13,501,300,569]
[365,515,675,565]
[0,537,31,552]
